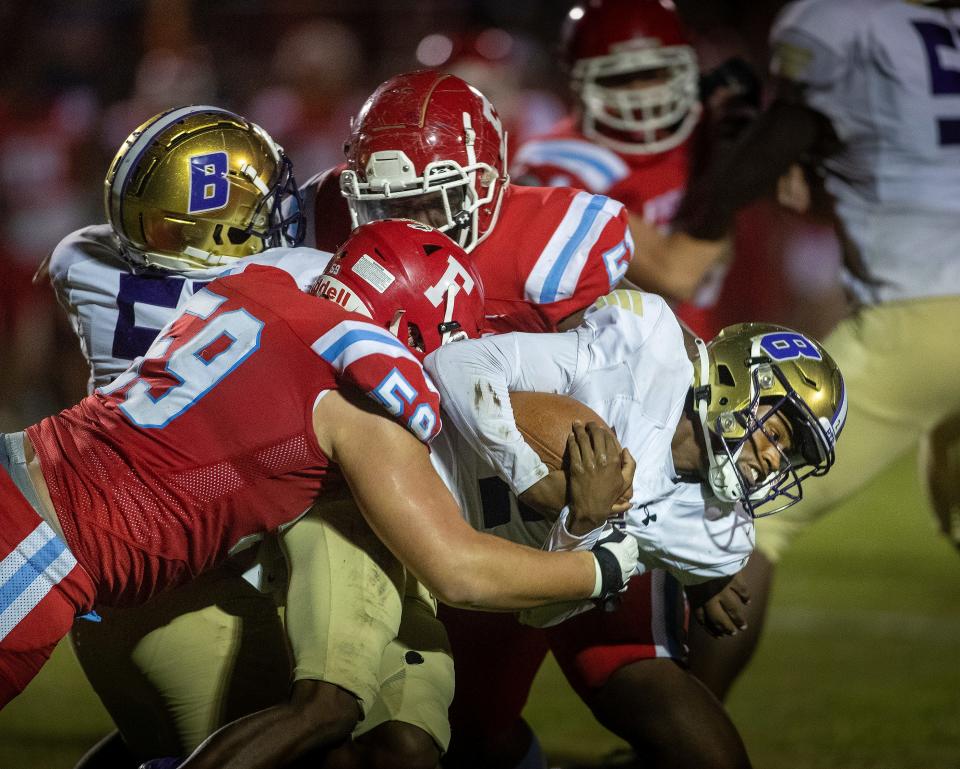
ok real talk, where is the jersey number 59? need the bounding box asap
[101,289,263,428]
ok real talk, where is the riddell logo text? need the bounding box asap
[316,278,355,309]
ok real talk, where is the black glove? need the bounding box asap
[699,57,762,108]
[591,526,638,601]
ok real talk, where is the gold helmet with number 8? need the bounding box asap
[692,323,847,517]
[105,105,304,271]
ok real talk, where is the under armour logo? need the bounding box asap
[640,506,657,526]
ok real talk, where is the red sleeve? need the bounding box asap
[308,316,442,443]
[532,200,634,329]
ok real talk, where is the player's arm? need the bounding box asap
[425,328,579,498]
[314,388,637,610]
[675,79,833,242]
[622,214,732,303]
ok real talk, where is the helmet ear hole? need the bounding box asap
[422,243,443,255]
[227,227,251,245]
[407,322,425,353]
[716,364,735,387]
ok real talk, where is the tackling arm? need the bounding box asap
[314,389,633,610]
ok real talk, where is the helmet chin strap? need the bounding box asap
[693,337,746,504]
[388,309,405,338]
[439,283,467,346]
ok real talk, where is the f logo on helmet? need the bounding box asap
[188,151,230,214]
[424,256,476,307]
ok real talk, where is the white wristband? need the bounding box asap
[591,555,603,599]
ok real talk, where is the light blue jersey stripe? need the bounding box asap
[539,195,609,303]
[318,328,409,365]
[532,148,621,190]
[0,535,67,616]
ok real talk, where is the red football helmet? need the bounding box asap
[313,219,486,359]
[563,0,701,154]
[340,70,509,253]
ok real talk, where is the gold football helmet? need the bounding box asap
[105,105,304,271]
[692,323,847,517]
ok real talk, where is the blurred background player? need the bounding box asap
[512,0,757,339]
[665,0,960,700]
[428,290,847,769]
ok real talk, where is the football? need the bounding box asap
[510,391,609,471]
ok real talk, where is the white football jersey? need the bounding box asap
[771,0,960,303]
[426,291,754,587]
[48,225,332,391]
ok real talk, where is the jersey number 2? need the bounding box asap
[102,289,263,428]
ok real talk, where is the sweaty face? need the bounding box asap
[735,404,796,492]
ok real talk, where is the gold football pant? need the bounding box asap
[71,504,455,756]
[756,295,960,561]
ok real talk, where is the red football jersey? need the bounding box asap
[303,167,633,334]
[511,118,724,337]
[301,164,354,253]
[471,184,633,333]
[27,265,440,606]
[512,117,690,231]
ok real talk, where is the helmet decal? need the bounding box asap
[758,331,823,362]
[188,151,230,214]
[105,105,305,271]
[351,254,397,294]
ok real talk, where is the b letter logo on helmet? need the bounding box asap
[188,151,230,213]
[759,332,822,362]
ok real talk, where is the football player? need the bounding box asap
[427,289,846,769]
[300,69,762,768]
[303,69,635,335]
[47,105,325,761]
[663,0,960,700]
[510,0,749,338]
[46,107,627,769]
[1,215,642,705]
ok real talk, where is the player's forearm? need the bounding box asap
[624,225,730,303]
[428,532,598,610]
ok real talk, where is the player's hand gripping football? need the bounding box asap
[685,570,751,637]
[566,421,636,536]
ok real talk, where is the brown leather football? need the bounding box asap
[510,391,609,471]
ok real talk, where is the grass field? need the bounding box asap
[1,450,958,769]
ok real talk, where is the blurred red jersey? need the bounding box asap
[512,118,724,337]
[513,117,690,229]
[27,264,440,606]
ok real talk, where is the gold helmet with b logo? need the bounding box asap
[692,323,847,517]
[105,105,304,271]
